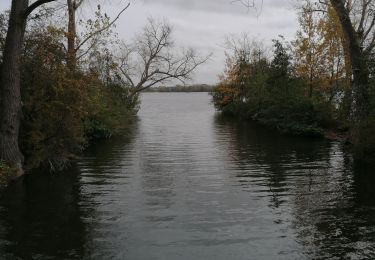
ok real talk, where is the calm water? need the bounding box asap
[1,93,375,259]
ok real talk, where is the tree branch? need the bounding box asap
[75,2,130,52]
[118,18,210,96]
[25,0,57,18]
[75,0,84,9]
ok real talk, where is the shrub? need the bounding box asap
[212,37,324,136]
[84,80,139,141]
[18,26,138,171]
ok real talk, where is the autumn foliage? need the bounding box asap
[212,37,324,136]
[0,19,138,171]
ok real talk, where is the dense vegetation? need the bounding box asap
[212,0,375,162]
[0,10,140,182]
[0,1,205,186]
[0,17,138,173]
[212,37,341,136]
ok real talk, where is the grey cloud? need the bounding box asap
[141,0,291,16]
[0,0,299,84]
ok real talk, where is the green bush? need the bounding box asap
[18,26,138,171]
[212,38,324,137]
[20,28,87,170]
[84,80,139,141]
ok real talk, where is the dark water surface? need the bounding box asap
[1,93,375,259]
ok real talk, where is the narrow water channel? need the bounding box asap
[1,93,375,259]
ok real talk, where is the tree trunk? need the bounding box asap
[0,0,29,176]
[67,0,77,70]
[330,0,370,122]
[309,63,313,98]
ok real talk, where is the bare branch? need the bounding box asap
[116,18,211,96]
[232,0,264,15]
[75,2,130,52]
[75,0,84,9]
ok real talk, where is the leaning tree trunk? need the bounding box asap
[0,0,29,176]
[330,0,370,122]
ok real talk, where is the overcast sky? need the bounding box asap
[0,0,298,84]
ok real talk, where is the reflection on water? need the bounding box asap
[0,93,374,259]
[0,169,86,259]
[214,116,375,259]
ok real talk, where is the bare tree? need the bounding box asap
[66,0,130,70]
[0,0,57,176]
[116,18,210,96]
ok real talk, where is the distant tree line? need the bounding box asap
[145,84,214,93]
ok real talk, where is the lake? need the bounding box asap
[1,93,374,259]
